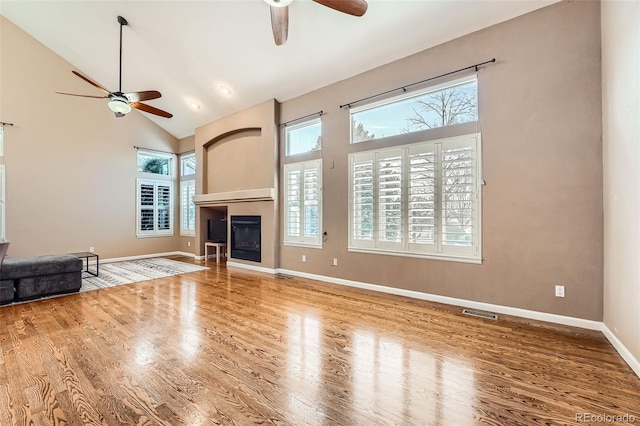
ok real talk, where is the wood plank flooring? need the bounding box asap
[1,257,639,425]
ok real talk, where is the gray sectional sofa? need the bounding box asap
[0,253,83,304]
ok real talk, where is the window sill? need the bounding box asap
[347,247,482,264]
[136,233,174,239]
[284,242,323,250]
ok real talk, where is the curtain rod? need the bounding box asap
[279,110,324,127]
[339,58,496,109]
[0,122,14,127]
[133,146,177,155]
[179,149,195,156]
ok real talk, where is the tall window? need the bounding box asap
[0,127,5,240]
[136,150,174,237]
[351,76,478,143]
[284,159,322,247]
[349,134,481,262]
[286,118,322,156]
[180,153,196,236]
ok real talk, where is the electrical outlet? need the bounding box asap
[555,285,565,298]
[331,258,338,266]
[302,255,306,263]
[187,241,191,247]
[89,246,94,253]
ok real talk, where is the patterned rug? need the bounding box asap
[80,258,208,292]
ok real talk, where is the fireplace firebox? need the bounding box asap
[230,215,261,262]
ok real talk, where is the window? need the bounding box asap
[349,134,481,262]
[181,153,196,176]
[137,180,173,237]
[284,159,322,247]
[0,127,5,240]
[286,118,322,156]
[180,153,196,236]
[136,150,174,237]
[351,76,477,143]
[138,151,171,175]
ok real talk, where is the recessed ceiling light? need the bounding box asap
[189,101,200,110]
[219,85,232,96]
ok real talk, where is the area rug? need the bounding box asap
[80,258,208,292]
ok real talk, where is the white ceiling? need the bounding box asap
[1,0,556,139]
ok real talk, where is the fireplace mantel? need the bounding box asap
[193,188,275,205]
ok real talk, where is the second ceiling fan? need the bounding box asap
[56,16,172,119]
[266,0,368,45]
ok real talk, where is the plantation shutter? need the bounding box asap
[408,145,436,252]
[350,153,375,248]
[284,159,322,246]
[137,179,173,236]
[376,150,403,250]
[180,180,195,235]
[440,138,478,256]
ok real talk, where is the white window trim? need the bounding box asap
[348,133,482,263]
[180,179,196,237]
[284,159,323,248]
[136,179,174,238]
[285,117,322,157]
[350,74,478,144]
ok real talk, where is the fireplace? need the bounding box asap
[230,215,261,262]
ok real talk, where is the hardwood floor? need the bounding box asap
[1,258,639,425]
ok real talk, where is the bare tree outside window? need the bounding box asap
[403,84,477,132]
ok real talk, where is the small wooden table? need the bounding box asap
[69,251,99,277]
[204,242,226,263]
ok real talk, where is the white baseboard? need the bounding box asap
[100,251,195,264]
[276,268,602,331]
[227,261,277,275]
[601,324,640,378]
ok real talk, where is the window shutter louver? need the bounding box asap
[408,147,436,250]
[376,151,403,248]
[441,141,475,252]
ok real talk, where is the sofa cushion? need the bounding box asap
[15,271,82,300]
[0,255,82,280]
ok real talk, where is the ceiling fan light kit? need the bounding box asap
[108,96,132,115]
[55,16,173,119]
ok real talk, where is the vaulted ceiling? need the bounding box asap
[1,0,557,138]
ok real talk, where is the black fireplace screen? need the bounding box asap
[230,215,261,262]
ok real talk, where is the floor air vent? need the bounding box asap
[275,273,293,280]
[462,309,498,320]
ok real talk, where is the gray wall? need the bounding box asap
[279,1,603,320]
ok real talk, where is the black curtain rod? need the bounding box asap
[280,110,324,127]
[179,149,195,156]
[133,146,177,155]
[0,122,14,127]
[339,58,496,109]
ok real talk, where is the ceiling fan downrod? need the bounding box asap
[117,15,128,94]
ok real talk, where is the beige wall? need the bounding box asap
[279,1,603,320]
[602,1,640,363]
[194,100,279,268]
[0,16,180,259]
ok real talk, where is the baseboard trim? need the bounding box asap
[227,261,277,275]
[276,268,603,331]
[601,324,640,378]
[100,251,195,264]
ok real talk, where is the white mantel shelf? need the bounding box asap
[193,188,275,205]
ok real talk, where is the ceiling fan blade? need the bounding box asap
[123,90,162,103]
[270,5,289,46]
[55,92,108,99]
[312,0,368,16]
[131,102,173,118]
[71,71,111,95]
